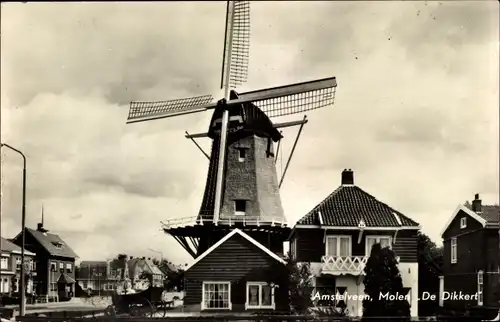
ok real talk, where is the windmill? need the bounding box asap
[126,1,338,258]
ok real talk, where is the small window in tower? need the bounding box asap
[235,200,246,216]
[238,148,246,162]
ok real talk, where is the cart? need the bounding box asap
[104,286,169,317]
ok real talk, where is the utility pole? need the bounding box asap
[1,143,27,316]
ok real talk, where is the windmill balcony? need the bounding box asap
[161,215,288,229]
[321,255,368,275]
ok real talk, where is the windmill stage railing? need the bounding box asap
[161,215,288,229]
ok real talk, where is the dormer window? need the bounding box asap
[51,242,63,249]
[235,200,246,216]
[237,148,246,162]
[460,217,467,229]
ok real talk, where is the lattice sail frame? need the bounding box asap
[127,77,337,122]
[253,86,336,118]
[128,95,214,121]
[226,1,250,89]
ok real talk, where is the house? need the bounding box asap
[183,228,289,312]
[76,261,121,294]
[127,257,165,289]
[288,169,421,317]
[12,222,79,301]
[1,238,36,296]
[439,193,499,314]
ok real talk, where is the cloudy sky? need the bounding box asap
[1,1,498,265]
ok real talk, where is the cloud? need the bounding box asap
[1,1,498,265]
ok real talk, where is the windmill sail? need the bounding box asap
[239,77,337,118]
[127,95,215,123]
[220,1,250,90]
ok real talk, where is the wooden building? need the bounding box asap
[439,193,499,317]
[288,169,421,317]
[12,222,78,302]
[183,228,288,312]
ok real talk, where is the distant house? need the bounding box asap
[288,169,421,317]
[12,222,79,301]
[439,193,499,314]
[183,228,289,312]
[127,258,164,289]
[76,261,120,294]
[1,237,36,296]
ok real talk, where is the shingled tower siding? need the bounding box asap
[194,100,288,257]
[216,134,285,221]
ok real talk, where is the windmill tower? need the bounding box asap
[126,1,338,258]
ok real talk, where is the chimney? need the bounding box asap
[341,169,354,185]
[472,193,482,213]
[37,223,43,231]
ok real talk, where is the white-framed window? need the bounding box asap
[365,236,392,255]
[290,238,297,260]
[246,282,275,310]
[59,262,64,271]
[234,200,246,216]
[50,282,57,292]
[477,270,483,306]
[50,261,57,272]
[325,236,351,257]
[30,260,36,271]
[16,257,22,270]
[1,278,10,293]
[14,278,19,292]
[66,263,72,273]
[0,257,8,270]
[202,281,231,310]
[451,237,457,264]
[237,148,247,162]
[460,217,467,229]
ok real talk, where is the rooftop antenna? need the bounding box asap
[126,1,338,227]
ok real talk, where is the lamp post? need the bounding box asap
[1,143,27,316]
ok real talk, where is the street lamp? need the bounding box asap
[1,143,27,316]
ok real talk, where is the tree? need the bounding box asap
[155,259,185,291]
[362,243,411,321]
[286,256,313,314]
[417,231,443,316]
[262,255,313,314]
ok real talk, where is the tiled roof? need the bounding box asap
[297,185,420,228]
[464,202,499,224]
[1,237,35,256]
[27,228,79,258]
[127,258,164,277]
[481,205,500,224]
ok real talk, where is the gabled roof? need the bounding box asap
[464,202,499,225]
[23,228,79,258]
[296,185,420,229]
[440,204,490,237]
[127,258,164,277]
[185,228,286,271]
[1,237,35,256]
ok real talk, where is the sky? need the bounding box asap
[1,1,499,265]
